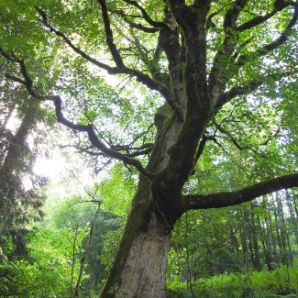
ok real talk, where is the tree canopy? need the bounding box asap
[0,0,298,297]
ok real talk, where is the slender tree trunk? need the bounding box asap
[267,208,278,267]
[275,193,291,265]
[285,190,298,245]
[2,103,15,129]
[257,211,273,271]
[259,222,272,270]
[228,224,239,258]
[249,206,261,271]
[240,209,249,270]
[292,190,298,219]
[1,101,38,180]
[70,226,79,297]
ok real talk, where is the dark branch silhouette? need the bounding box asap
[0,48,152,178]
[183,173,298,211]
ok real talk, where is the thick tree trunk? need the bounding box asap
[100,177,172,298]
[115,215,170,298]
[101,106,183,298]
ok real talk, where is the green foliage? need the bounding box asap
[0,228,81,297]
[0,190,122,297]
[0,0,297,296]
[168,264,298,298]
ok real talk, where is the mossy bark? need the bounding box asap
[101,200,171,298]
[100,107,183,298]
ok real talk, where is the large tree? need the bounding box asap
[0,0,298,297]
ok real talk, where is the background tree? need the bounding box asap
[0,0,298,297]
[0,64,52,259]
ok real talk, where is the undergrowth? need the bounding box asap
[168,264,298,298]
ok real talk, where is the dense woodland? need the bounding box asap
[0,0,298,297]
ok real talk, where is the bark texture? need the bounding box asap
[114,214,170,298]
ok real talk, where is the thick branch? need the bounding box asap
[183,173,298,211]
[98,0,124,67]
[224,0,248,28]
[217,80,262,107]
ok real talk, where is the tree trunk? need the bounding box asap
[101,105,184,298]
[116,216,170,298]
[0,100,38,212]
[100,181,171,298]
[285,190,298,245]
[249,206,261,271]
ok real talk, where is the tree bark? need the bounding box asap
[0,100,38,210]
[100,105,184,298]
[100,177,172,298]
[286,190,298,245]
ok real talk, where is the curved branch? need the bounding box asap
[213,120,262,155]
[218,80,262,106]
[115,11,159,33]
[0,47,44,100]
[58,97,154,178]
[224,0,248,29]
[209,1,297,104]
[35,7,177,115]
[217,69,297,107]
[236,0,294,32]
[208,0,248,102]
[183,173,298,211]
[237,3,298,66]
[120,0,168,29]
[1,49,152,178]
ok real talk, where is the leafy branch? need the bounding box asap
[0,47,152,178]
[35,6,181,119]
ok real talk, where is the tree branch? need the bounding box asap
[236,1,294,32]
[213,120,262,155]
[56,98,153,178]
[194,135,212,164]
[224,0,248,29]
[0,47,44,100]
[209,1,297,106]
[217,69,297,107]
[97,0,124,67]
[1,48,152,178]
[237,3,298,65]
[35,7,179,117]
[120,0,168,29]
[208,0,248,103]
[217,80,262,106]
[183,173,298,211]
[111,9,158,33]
